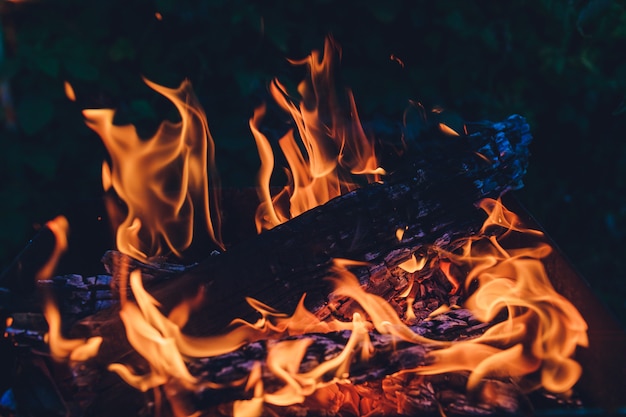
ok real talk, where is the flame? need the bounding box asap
[83,78,223,262]
[98,198,586,415]
[108,268,380,415]
[35,215,69,281]
[64,81,76,102]
[405,198,588,394]
[58,37,586,414]
[44,301,103,361]
[36,216,102,361]
[253,37,385,232]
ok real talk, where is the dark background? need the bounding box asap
[1,0,625,325]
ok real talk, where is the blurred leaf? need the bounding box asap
[34,55,60,78]
[16,97,54,135]
[0,58,22,80]
[613,97,626,115]
[265,22,289,52]
[364,0,402,23]
[109,37,136,62]
[26,152,58,179]
[577,0,612,35]
[156,0,176,13]
[234,69,263,96]
[130,99,157,120]
[480,28,498,51]
[64,60,100,81]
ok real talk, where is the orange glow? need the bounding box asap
[36,215,69,281]
[100,199,586,414]
[439,122,460,136]
[64,81,76,102]
[44,300,103,361]
[36,215,102,361]
[390,54,405,68]
[406,198,588,394]
[398,253,426,274]
[57,37,587,414]
[254,37,385,231]
[83,78,223,262]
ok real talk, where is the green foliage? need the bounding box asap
[1,0,626,324]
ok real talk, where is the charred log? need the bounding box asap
[152,114,532,333]
[1,114,534,417]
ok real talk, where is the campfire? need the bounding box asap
[0,36,608,417]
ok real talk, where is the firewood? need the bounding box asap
[66,309,528,417]
[149,114,532,334]
[1,114,532,417]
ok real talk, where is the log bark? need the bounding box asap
[150,114,532,332]
[1,114,533,417]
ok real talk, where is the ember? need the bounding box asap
[1,37,608,417]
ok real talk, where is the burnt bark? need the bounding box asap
[150,114,532,333]
[1,114,533,417]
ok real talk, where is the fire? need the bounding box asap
[100,199,586,415]
[36,37,587,416]
[35,215,69,281]
[252,36,385,232]
[83,78,224,262]
[37,216,103,361]
[409,199,588,394]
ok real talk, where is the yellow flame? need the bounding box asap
[102,199,586,414]
[254,36,384,232]
[37,216,102,361]
[83,78,223,262]
[405,198,588,394]
[36,215,69,281]
[44,301,103,361]
[398,254,427,274]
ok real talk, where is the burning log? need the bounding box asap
[147,113,532,331]
[25,113,530,417]
[1,112,534,417]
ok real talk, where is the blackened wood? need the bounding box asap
[65,113,531,368]
[4,115,532,416]
[154,114,532,334]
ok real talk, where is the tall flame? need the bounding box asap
[83,78,223,262]
[253,37,385,232]
[38,216,103,361]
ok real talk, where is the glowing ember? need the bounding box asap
[83,78,224,262]
[99,199,586,415]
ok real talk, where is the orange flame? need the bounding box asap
[253,37,385,232]
[37,216,102,361]
[64,81,76,102]
[83,78,223,262]
[100,199,586,414]
[35,215,69,281]
[44,301,103,361]
[406,198,588,394]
